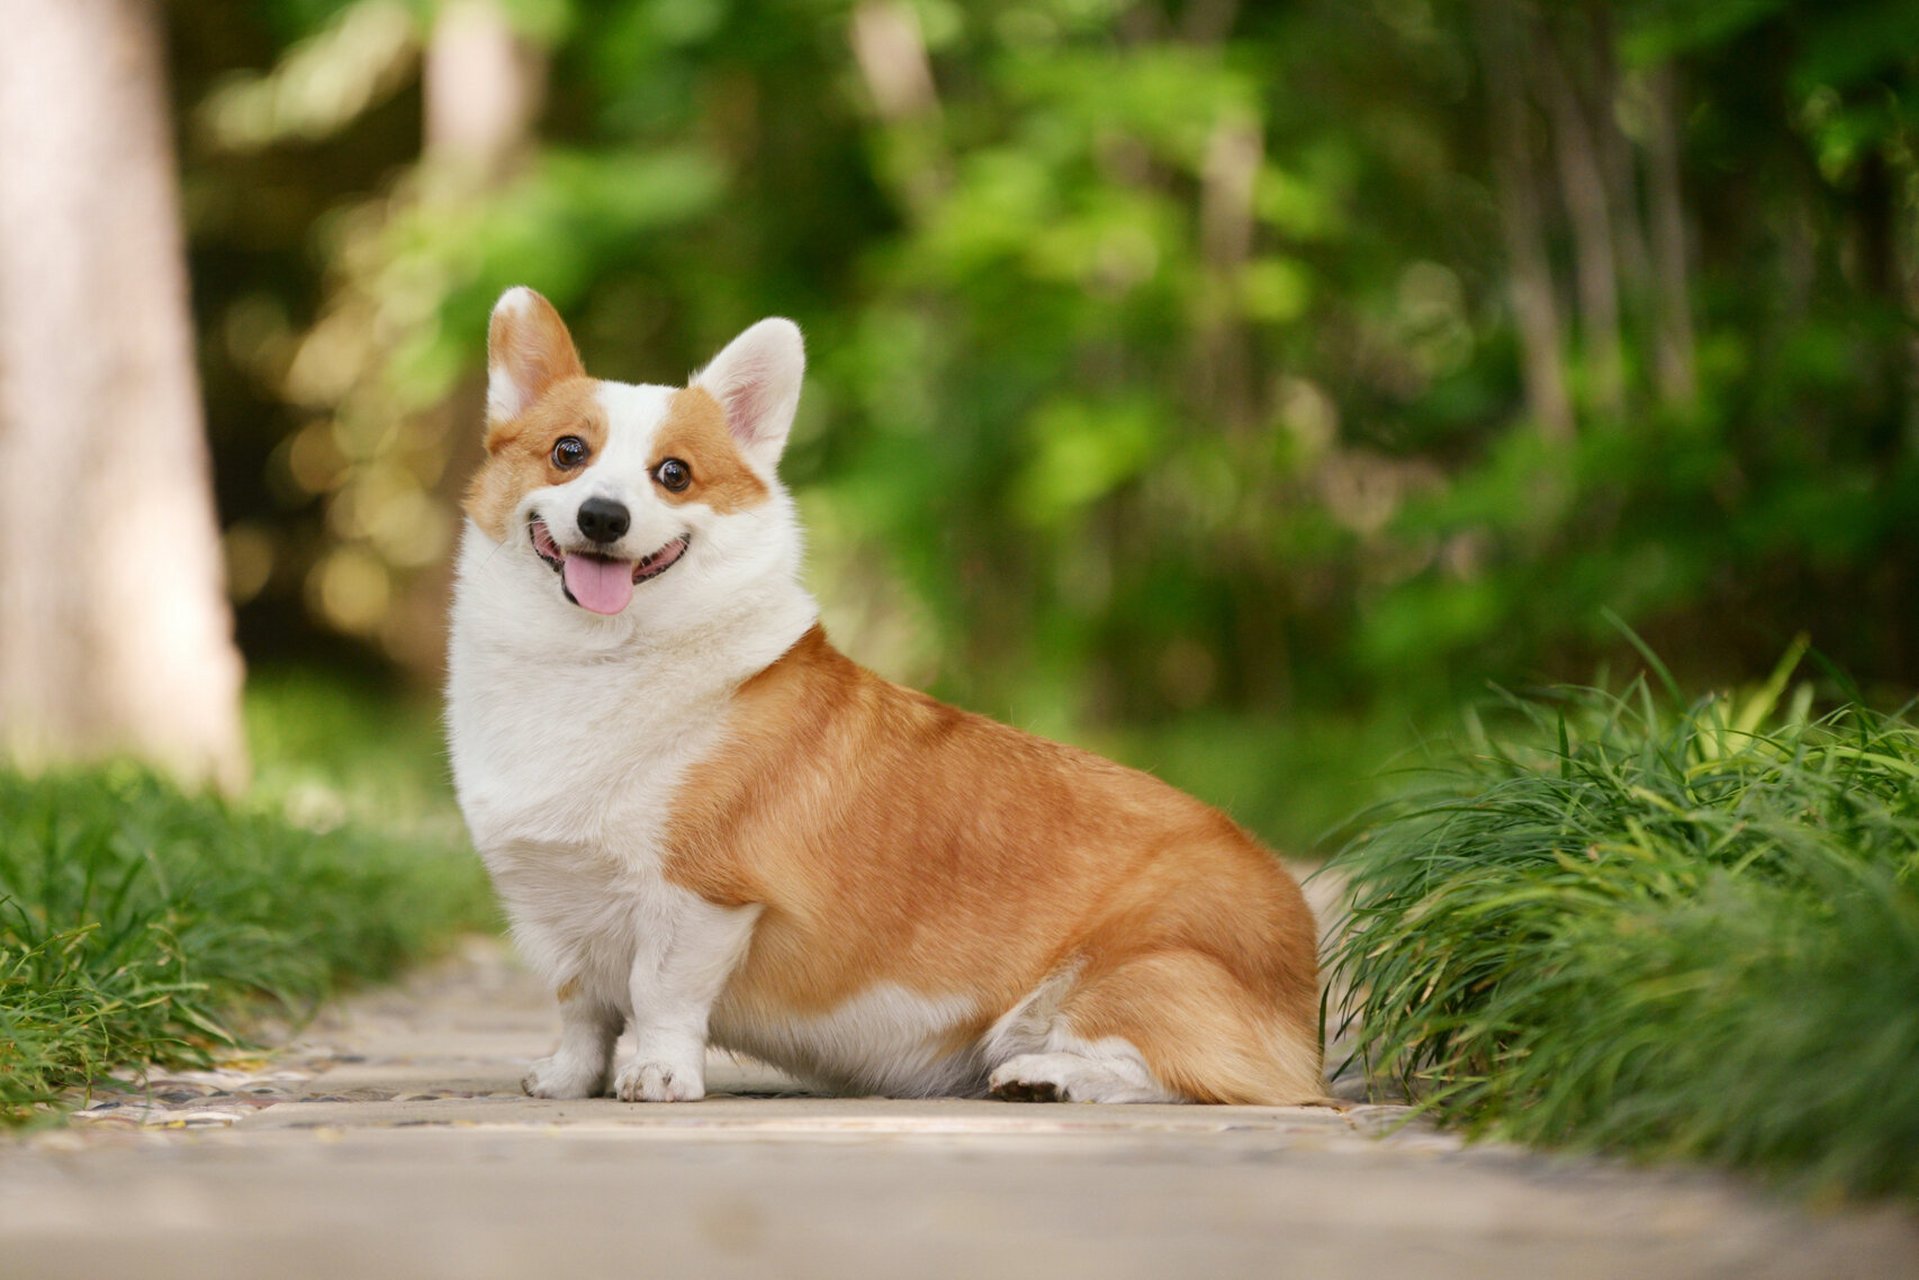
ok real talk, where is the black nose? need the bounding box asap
[576,497,631,545]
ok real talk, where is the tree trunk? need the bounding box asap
[848,0,949,219]
[1849,144,1904,466]
[1644,64,1697,405]
[1196,111,1263,432]
[423,0,543,183]
[0,0,246,786]
[1477,0,1574,441]
[1591,15,1652,302]
[1540,25,1623,416]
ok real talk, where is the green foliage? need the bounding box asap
[1326,655,1919,1198]
[244,665,462,830]
[0,679,492,1125]
[172,0,1919,852]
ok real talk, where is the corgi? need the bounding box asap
[446,287,1322,1105]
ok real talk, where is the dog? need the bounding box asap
[445,287,1321,1104]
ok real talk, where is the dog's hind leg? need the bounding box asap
[988,1045,1178,1103]
[987,949,1320,1105]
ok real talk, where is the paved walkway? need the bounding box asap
[2,938,1914,1279]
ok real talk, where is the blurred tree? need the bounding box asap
[158,0,1919,841]
[0,0,246,786]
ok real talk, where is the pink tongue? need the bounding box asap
[562,555,635,615]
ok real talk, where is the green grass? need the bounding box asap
[1324,647,1919,1198]
[0,673,492,1125]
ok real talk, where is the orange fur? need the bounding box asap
[487,289,585,418]
[464,378,609,541]
[664,627,1323,1104]
[652,387,770,514]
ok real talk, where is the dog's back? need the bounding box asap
[667,625,1321,1102]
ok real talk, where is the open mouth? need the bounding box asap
[530,516,690,615]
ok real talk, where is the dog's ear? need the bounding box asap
[486,287,585,428]
[692,319,805,471]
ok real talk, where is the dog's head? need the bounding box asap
[463,287,804,621]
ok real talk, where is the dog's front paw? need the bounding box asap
[522,1053,607,1100]
[613,1058,705,1103]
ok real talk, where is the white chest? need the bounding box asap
[447,655,722,856]
[445,621,736,1002]
[444,521,820,1022]
[443,522,813,863]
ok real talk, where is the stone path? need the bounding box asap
[2,938,1914,1280]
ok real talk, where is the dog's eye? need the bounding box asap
[551,436,589,470]
[655,458,691,493]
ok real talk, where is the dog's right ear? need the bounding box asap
[691,318,806,474]
[486,287,585,430]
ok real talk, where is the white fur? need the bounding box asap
[616,890,763,1102]
[711,984,983,1099]
[522,999,619,1099]
[987,1046,1178,1104]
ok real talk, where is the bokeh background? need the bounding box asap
[13,0,1919,851]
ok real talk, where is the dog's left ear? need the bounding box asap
[692,318,805,472]
[486,286,585,429]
